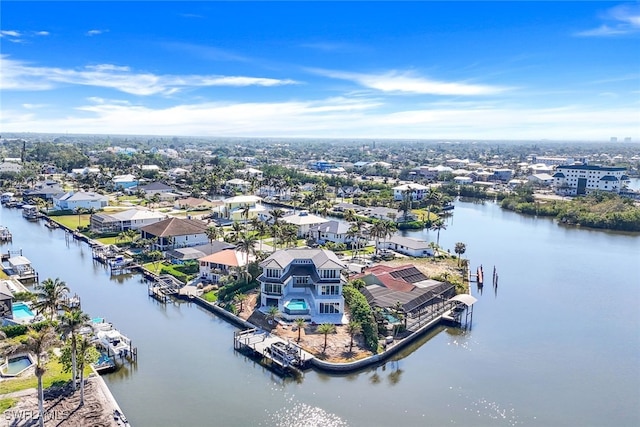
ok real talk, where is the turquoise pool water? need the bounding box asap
[12,302,34,319]
[3,356,33,375]
[286,299,308,311]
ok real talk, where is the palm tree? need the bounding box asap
[235,233,258,274]
[234,293,248,313]
[294,318,306,342]
[317,323,336,353]
[59,308,90,391]
[369,221,386,255]
[266,305,279,325]
[205,226,219,245]
[74,207,87,228]
[281,224,298,248]
[241,204,251,232]
[347,321,361,352]
[430,219,447,247]
[72,335,99,406]
[343,209,356,223]
[124,228,138,244]
[454,242,467,267]
[425,187,441,225]
[15,327,57,427]
[228,222,243,242]
[33,277,70,321]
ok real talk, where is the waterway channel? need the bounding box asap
[1,200,638,427]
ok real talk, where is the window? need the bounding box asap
[319,303,340,314]
[320,269,339,279]
[294,276,310,285]
[263,283,282,294]
[321,285,340,295]
[266,268,281,278]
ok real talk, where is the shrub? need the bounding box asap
[0,324,28,338]
[343,286,379,352]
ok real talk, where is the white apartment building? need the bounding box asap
[553,165,628,196]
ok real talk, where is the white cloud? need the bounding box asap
[310,68,507,96]
[575,4,640,37]
[2,97,638,141]
[0,30,21,37]
[35,31,50,36]
[86,29,108,36]
[0,55,299,95]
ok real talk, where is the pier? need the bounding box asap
[147,274,181,303]
[233,328,311,376]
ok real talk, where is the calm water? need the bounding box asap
[1,201,638,427]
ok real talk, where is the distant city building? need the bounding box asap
[553,165,628,196]
[530,156,575,166]
[610,137,618,143]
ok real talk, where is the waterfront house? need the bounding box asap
[528,173,555,186]
[366,206,413,222]
[90,207,167,233]
[258,248,347,324]
[198,249,253,283]
[553,165,628,195]
[174,197,219,211]
[53,191,109,211]
[308,220,353,245]
[22,181,65,201]
[140,217,209,251]
[225,178,250,193]
[377,235,433,258]
[354,264,455,316]
[281,211,329,237]
[167,241,234,263]
[393,183,429,201]
[133,182,175,198]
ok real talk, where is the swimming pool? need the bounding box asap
[12,302,35,320]
[2,355,34,376]
[284,298,309,315]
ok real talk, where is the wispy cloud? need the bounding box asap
[86,29,108,36]
[300,42,364,52]
[575,4,640,37]
[310,68,508,96]
[162,42,249,62]
[3,96,637,141]
[0,30,49,43]
[180,13,205,19]
[0,55,299,95]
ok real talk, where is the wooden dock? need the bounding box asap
[233,328,312,376]
[147,274,181,303]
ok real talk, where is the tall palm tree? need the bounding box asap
[317,323,336,353]
[369,221,386,255]
[15,327,57,427]
[74,207,87,228]
[236,232,258,263]
[430,220,447,247]
[234,293,248,313]
[347,321,362,352]
[33,277,70,321]
[241,204,251,233]
[75,335,99,406]
[228,222,243,242]
[454,242,467,267]
[205,226,219,245]
[295,318,306,342]
[266,305,280,325]
[343,209,356,224]
[59,308,90,391]
[425,187,441,225]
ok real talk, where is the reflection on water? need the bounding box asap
[266,396,349,427]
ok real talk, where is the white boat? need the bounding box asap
[96,329,132,357]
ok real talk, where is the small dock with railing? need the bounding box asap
[147,274,182,303]
[233,328,312,376]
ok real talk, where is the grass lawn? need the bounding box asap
[94,236,119,245]
[0,358,73,395]
[411,209,439,222]
[50,214,91,230]
[0,270,9,280]
[141,262,164,274]
[0,398,17,412]
[202,291,218,302]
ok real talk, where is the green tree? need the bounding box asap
[33,277,70,321]
[347,321,362,352]
[266,305,280,325]
[317,323,336,353]
[205,226,220,245]
[295,318,306,342]
[59,308,90,391]
[15,327,57,427]
[454,242,467,266]
[430,219,447,247]
[76,336,99,405]
[234,293,248,313]
[235,233,258,279]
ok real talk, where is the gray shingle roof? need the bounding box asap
[260,248,345,270]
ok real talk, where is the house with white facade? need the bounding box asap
[112,174,138,190]
[219,195,265,221]
[281,211,329,237]
[308,220,353,245]
[553,165,628,196]
[258,248,347,324]
[90,207,167,233]
[53,191,109,211]
[393,183,430,201]
[198,249,253,284]
[140,217,209,250]
[377,235,433,258]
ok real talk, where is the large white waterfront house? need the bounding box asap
[553,165,629,196]
[392,183,430,201]
[258,248,347,324]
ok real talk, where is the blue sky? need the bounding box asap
[1,1,639,140]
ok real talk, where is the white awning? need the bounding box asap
[448,294,478,307]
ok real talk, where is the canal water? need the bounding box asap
[1,202,638,427]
